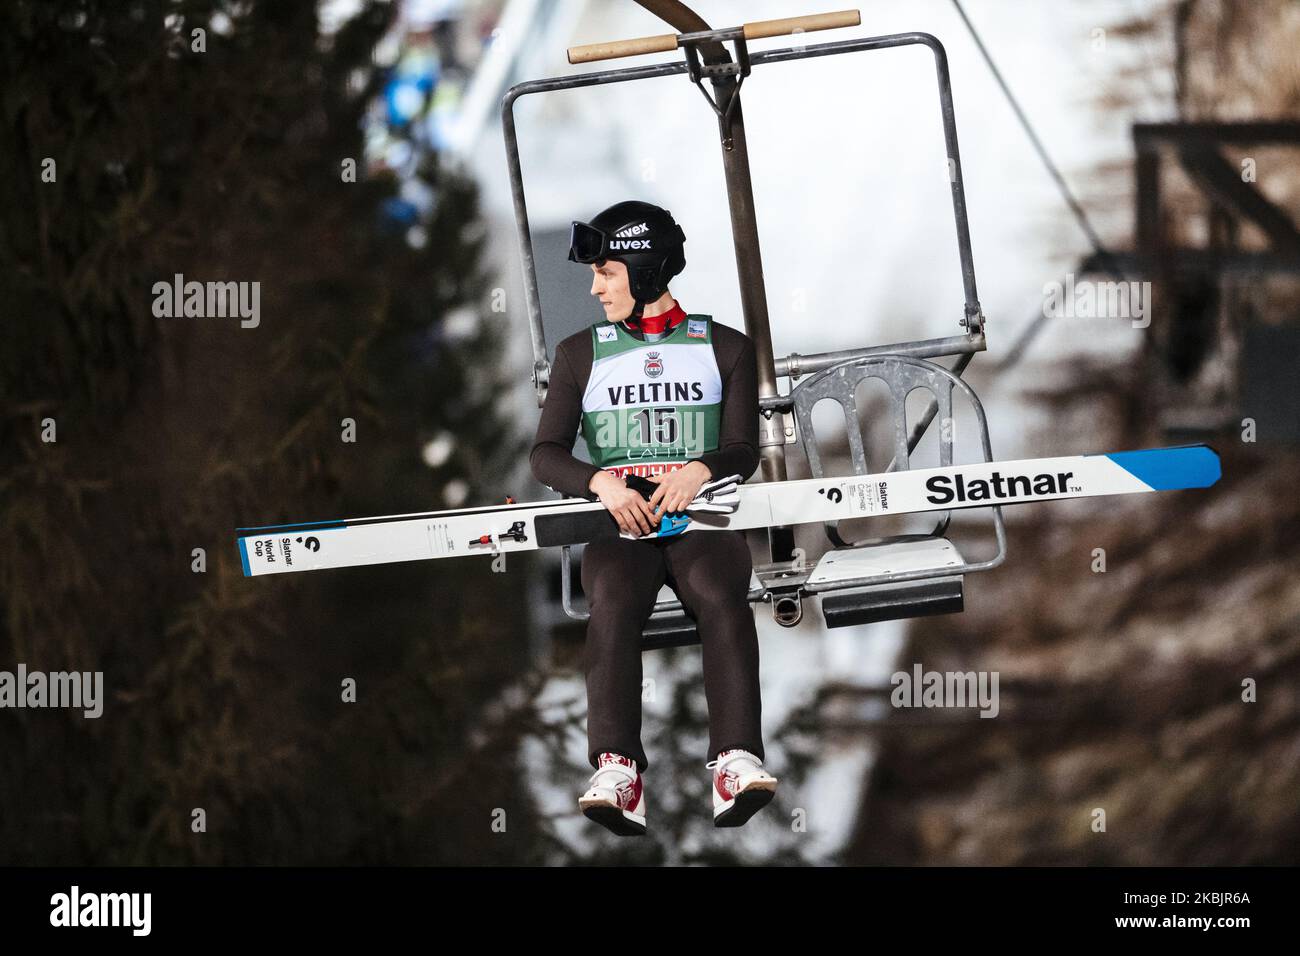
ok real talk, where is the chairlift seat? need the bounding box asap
[808,537,965,627]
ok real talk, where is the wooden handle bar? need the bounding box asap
[567,32,678,65]
[743,9,860,41]
[567,8,861,64]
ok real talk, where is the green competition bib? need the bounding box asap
[580,314,723,480]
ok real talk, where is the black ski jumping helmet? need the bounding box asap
[568,200,686,314]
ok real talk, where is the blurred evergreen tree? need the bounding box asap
[0,0,540,863]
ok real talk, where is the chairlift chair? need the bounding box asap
[502,7,1007,649]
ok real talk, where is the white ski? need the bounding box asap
[236,444,1220,577]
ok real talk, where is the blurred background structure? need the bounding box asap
[1,0,1296,865]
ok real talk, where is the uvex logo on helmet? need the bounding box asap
[569,201,687,304]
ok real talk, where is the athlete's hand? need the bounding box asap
[589,471,660,537]
[646,461,711,519]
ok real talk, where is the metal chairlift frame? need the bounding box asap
[501,11,1007,647]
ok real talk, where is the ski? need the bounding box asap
[236,444,1220,577]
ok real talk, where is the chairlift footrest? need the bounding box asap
[641,612,701,651]
[821,576,964,628]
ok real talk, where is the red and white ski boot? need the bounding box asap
[708,749,777,827]
[579,752,647,836]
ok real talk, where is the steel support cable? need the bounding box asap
[950,0,1129,370]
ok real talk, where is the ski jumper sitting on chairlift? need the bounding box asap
[529,200,779,836]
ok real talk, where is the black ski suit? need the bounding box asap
[529,308,764,773]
